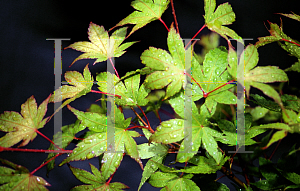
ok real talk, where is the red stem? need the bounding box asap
[126,125,146,131]
[106,168,117,185]
[35,130,61,150]
[155,110,162,123]
[30,153,61,175]
[185,24,206,49]
[206,80,236,97]
[269,139,282,160]
[137,105,154,133]
[184,70,205,95]
[90,90,121,98]
[282,38,300,47]
[0,146,72,153]
[158,18,169,32]
[159,108,175,119]
[109,57,120,79]
[170,0,179,34]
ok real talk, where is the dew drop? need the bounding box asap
[156,126,162,131]
[86,153,94,159]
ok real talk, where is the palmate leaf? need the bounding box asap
[97,72,150,106]
[69,163,129,191]
[215,118,267,146]
[0,95,50,148]
[148,171,201,191]
[60,105,141,168]
[110,0,170,37]
[204,0,243,46]
[138,128,168,191]
[242,45,288,108]
[141,25,202,99]
[49,64,93,112]
[67,22,137,66]
[154,92,223,163]
[45,120,86,175]
[192,47,237,115]
[151,154,229,175]
[255,21,300,53]
[0,158,50,191]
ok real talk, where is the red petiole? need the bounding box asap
[30,153,62,175]
[90,90,121,98]
[281,38,300,47]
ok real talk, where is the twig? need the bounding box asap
[221,166,247,189]
[170,0,179,34]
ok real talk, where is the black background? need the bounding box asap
[1,0,299,190]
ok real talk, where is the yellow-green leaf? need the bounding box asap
[0,95,50,148]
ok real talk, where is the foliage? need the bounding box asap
[1,1,300,191]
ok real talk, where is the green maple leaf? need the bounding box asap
[97,72,150,106]
[137,128,168,191]
[45,120,86,176]
[60,105,141,168]
[69,163,129,191]
[110,0,170,37]
[243,45,289,108]
[0,95,50,148]
[192,47,237,115]
[148,171,201,190]
[141,25,200,99]
[204,0,243,46]
[152,92,223,163]
[67,22,137,66]
[49,64,93,112]
[0,158,50,191]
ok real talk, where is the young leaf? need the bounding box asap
[97,72,150,106]
[279,12,300,22]
[0,158,50,190]
[0,95,50,148]
[263,130,287,149]
[110,0,170,37]
[61,105,141,168]
[49,64,93,112]
[255,20,300,51]
[204,0,243,46]
[67,23,137,65]
[69,163,129,190]
[192,47,236,114]
[141,26,194,98]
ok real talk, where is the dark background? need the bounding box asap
[0,0,299,190]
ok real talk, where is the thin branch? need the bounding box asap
[185,24,206,49]
[0,146,72,153]
[158,18,169,32]
[35,130,61,150]
[269,139,282,160]
[30,153,61,175]
[221,166,247,189]
[170,0,179,34]
[109,57,120,79]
